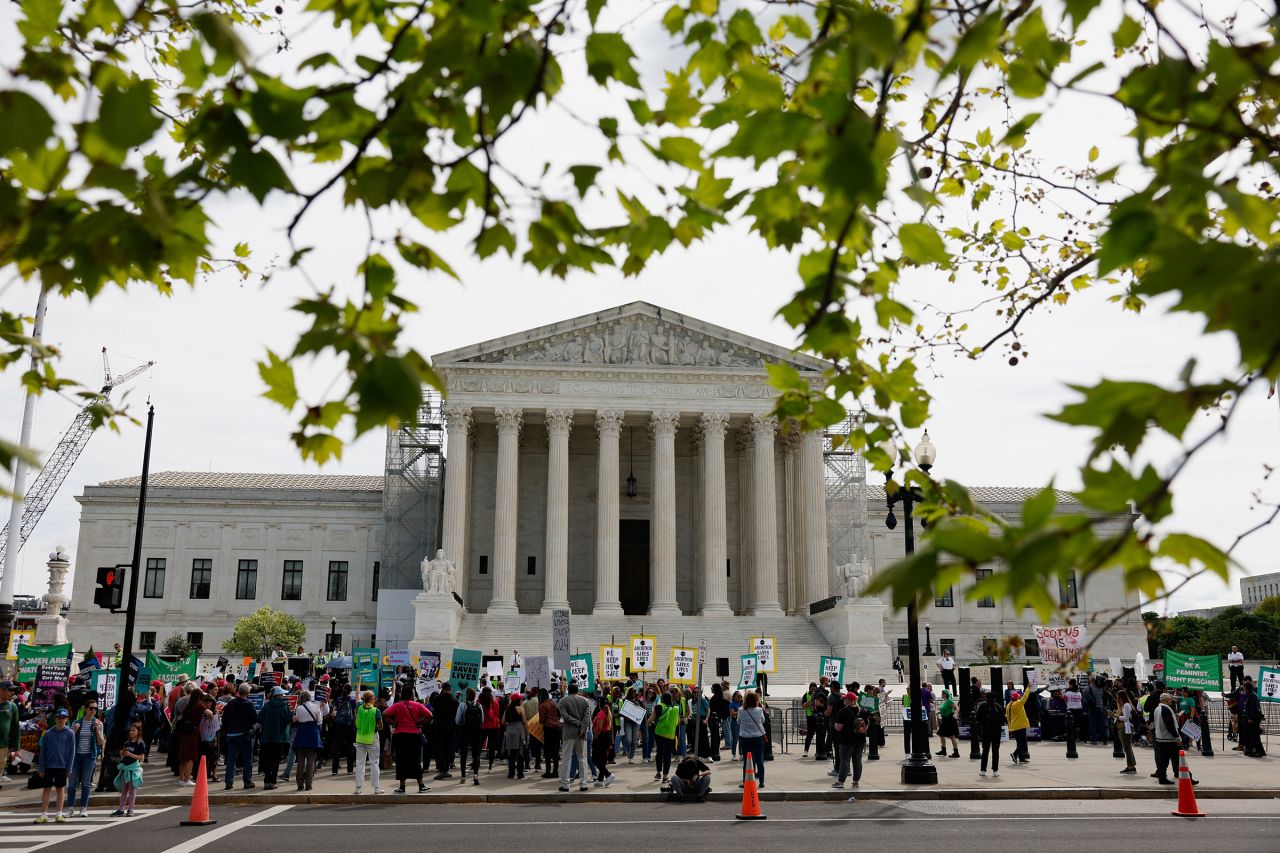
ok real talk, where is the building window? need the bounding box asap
[187,632,203,653]
[896,638,911,657]
[143,558,166,598]
[941,639,955,655]
[327,561,348,602]
[189,559,211,599]
[139,631,156,650]
[282,560,303,600]
[527,556,536,576]
[934,586,954,607]
[236,560,258,600]
[479,555,488,575]
[372,561,379,602]
[1059,571,1078,608]
[975,568,995,608]
[1025,639,1040,658]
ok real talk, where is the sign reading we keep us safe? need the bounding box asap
[820,655,845,685]
[600,645,626,681]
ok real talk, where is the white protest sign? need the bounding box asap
[552,609,571,670]
[1047,674,1069,691]
[1033,625,1087,666]
[600,645,625,682]
[670,647,697,685]
[414,677,440,700]
[1134,652,1147,681]
[1180,719,1202,742]
[630,635,656,672]
[568,655,591,689]
[621,700,647,726]
[1260,666,1280,703]
[1108,657,1123,676]
[1026,670,1039,688]
[526,656,551,690]
[486,660,503,679]
[750,636,777,674]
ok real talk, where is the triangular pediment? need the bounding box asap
[432,302,828,372]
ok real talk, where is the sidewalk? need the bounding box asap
[2,739,1274,809]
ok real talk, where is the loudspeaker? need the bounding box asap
[289,656,312,678]
[716,657,729,678]
[958,667,972,718]
[989,666,1003,697]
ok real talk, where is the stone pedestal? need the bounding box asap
[34,547,70,646]
[810,598,893,682]
[410,593,465,659]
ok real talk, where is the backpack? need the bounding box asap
[1129,705,1146,732]
[464,701,483,733]
[334,698,354,726]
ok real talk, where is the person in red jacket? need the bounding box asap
[383,686,431,794]
[478,686,502,771]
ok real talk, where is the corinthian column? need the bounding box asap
[542,408,574,613]
[749,414,783,616]
[489,407,522,615]
[699,412,732,615]
[649,410,680,615]
[441,404,472,600]
[781,426,806,615]
[593,410,625,614]
[801,429,830,602]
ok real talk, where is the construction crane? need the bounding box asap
[0,348,153,567]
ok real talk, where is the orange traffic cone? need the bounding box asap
[735,752,766,820]
[180,756,218,826]
[1170,749,1204,818]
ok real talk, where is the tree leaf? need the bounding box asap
[899,223,952,265]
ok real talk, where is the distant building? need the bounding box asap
[1241,570,1280,607]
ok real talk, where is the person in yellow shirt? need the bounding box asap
[1006,688,1033,764]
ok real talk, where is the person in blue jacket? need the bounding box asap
[34,709,75,824]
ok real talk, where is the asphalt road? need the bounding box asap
[11,801,1280,852]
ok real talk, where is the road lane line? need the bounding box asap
[159,805,292,853]
[258,814,1280,827]
[21,806,179,852]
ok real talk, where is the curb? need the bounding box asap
[6,786,1273,810]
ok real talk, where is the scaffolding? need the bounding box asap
[824,412,871,596]
[381,391,446,592]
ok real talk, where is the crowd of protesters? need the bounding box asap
[5,644,1273,820]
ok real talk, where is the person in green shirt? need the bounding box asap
[935,689,960,758]
[353,690,383,794]
[0,681,18,785]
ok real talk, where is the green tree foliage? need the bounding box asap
[4,0,1279,636]
[160,633,193,657]
[223,605,306,658]
[1145,606,1280,659]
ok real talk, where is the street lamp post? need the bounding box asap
[330,618,337,652]
[879,430,939,785]
[924,624,934,657]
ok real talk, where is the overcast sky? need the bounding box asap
[1,1,1275,613]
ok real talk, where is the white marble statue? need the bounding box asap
[421,549,457,595]
[839,560,873,599]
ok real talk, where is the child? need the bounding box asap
[112,722,145,817]
[34,709,75,824]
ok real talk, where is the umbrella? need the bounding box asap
[326,655,353,669]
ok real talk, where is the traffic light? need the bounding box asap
[94,565,125,610]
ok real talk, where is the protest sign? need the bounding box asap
[552,609,571,670]
[621,700,647,726]
[1180,719,1202,742]
[388,649,410,667]
[92,669,119,710]
[1047,673,1069,691]
[419,651,442,679]
[1108,657,1123,676]
[415,677,440,700]
[353,648,380,688]
[34,664,70,707]
[859,693,878,712]
[5,630,33,660]
[1033,626,1087,666]
[77,656,101,674]
[526,714,543,742]
[568,653,594,693]
[600,645,626,682]
[249,692,265,711]
[1134,652,1147,681]
[17,642,72,680]
[749,637,777,674]
[1162,650,1222,690]
[629,635,656,672]
[669,647,698,685]
[1259,666,1280,703]
[738,655,757,690]
[820,655,844,685]
[486,660,503,679]
[449,648,483,694]
[525,656,552,690]
[145,651,198,681]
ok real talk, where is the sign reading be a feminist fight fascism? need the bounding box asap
[1162,650,1222,691]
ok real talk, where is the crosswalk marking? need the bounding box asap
[0,808,177,852]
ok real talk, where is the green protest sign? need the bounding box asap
[353,647,380,688]
[17,642,72,680]
[449,648,483,694]
[569,653,594,694]
[145,651,198,682]
[819,655,845,685]
[1162,650,1222,690]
